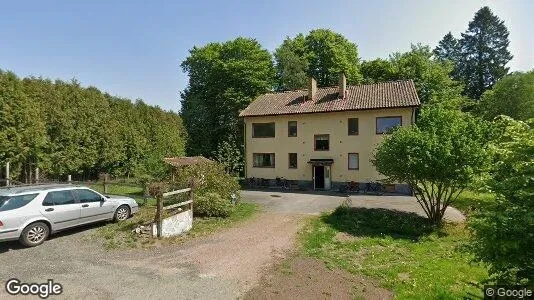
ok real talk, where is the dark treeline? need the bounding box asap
[0,70,186,182]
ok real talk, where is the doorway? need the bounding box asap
[313,166,324,189]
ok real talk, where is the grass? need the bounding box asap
[452,190,496,215]
[87,183,158,206]
[95,202,257,249]
[301,206,488,299]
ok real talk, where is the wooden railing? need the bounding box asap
[154,187,193,238]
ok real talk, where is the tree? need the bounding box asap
[433,32,459,63]
[216,135,243,176]
[274,29,362,90]
[469,116,534,285]
[180,37,275,159]
[0,70,186,181]
[372,106,491,224]
[362,45,464,105]
[0,71,48,183]
[439,6,513,100]
[477,70,534,121]
[274,34,308,91]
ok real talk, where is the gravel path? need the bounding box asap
[0,191,466,299]
[0,212,303,299]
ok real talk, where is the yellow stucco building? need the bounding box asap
[239,75,420,192]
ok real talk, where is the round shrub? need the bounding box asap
[194,192,233,217]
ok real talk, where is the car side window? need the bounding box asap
[0,194,39,212]
[43,190,76,206]
[74,189,102,203]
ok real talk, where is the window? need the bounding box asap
[348,153,359,170]
[348,118,359,135]
[43,190,76,206]
[0,194,38,212]
[288,121,297,137]
[314,134,329,151]
[288,153,298,169]
[376,116,402,134]
[252,123,275,138]
[253,153,275,168]
[74,189,103,203]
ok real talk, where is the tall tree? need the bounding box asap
[0,71,48,183]
[362,45,463,106]
[180,37,275,159]
[438,6,513,100]
[274,34,308,91]
[433,32,459,63]
[477,70,534,121]
[274,29,362,90]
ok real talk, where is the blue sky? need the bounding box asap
[1,0,532,112]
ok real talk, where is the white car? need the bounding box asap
[0,184,139,247]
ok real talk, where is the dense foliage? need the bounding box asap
[469,117,534,285]
[180,37,275,159]
[274,29,362,90]
[361,45,463,105]
[172,161,240,204]
[0,70,186,182]
[194,192,234,217]
[434,6,513,99]
[477,71,534,121]
[372,106,491,224]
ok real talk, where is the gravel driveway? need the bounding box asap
[0,190,465,299]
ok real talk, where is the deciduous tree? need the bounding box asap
[372,106,491,224]
[477,70,534,121]
[180,37,275,160]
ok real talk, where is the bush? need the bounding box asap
[173,161,240,202]
[469,117,534,285]
[194,192,233,217]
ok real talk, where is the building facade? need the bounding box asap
[239,75,420,192]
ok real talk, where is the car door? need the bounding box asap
[40,190,81,230]
[74,189,115,224]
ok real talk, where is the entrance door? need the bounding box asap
[313,166,325,189]
[324,165,331,190]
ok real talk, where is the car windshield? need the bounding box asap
[0,194,39,212]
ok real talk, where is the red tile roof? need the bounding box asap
[239,80,420,117]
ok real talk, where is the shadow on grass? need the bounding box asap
[323,206,438,240]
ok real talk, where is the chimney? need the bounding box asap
[338,73,347,99]
[308,77,317,101]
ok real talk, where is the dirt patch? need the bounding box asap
[114,213,305,292]
[244,255,393,300]
[335,231,362,242]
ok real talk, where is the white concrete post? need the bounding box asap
[67,174,72,183]
[5,162,10,186]
[35,168,40,183]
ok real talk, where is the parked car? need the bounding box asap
[0,184,139,247]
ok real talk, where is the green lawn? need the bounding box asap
[302,206,488,299]
[452,190,496,215]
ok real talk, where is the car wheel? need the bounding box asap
[20,222,50,247]
[114,205,131,222]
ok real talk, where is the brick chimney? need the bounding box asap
[338,73,347,99]
[308,77,317,101]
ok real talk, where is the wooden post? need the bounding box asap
[101,173,109,194]
[189,188,194,212]
[156,195,163,238]
[35,167,39,183]
[5,162,10,186]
